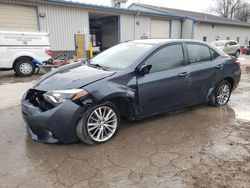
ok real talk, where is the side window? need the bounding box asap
[145,44,184,73]
[209,49,219,60]
[229,41,237,46]
[186,44,211,63]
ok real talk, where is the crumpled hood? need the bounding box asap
[34,63,116,91]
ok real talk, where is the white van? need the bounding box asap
[0,31,51,76]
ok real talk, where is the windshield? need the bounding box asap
[90,42,153,70]
[212,41,227,47]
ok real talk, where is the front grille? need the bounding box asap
[26,89,54,111]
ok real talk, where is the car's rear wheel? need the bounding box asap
[208,80,232,106]
[76,102,120,145]
[15,59,35,77]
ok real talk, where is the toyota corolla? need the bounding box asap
[21,39,241,145]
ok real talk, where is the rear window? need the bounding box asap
[186,44,211,63]
[229,41,237,45]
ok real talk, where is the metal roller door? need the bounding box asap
[150,19,169,39]
[0,4,38,31]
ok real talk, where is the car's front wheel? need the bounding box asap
[76,102,120,145]
[208,80,232,106]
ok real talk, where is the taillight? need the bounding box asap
[235,59,240,66]
[45,48,52,57]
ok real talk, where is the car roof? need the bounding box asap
[213,40,238,43]
[129,39,209,46]
[128,39,226,56]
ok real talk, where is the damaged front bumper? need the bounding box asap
[21,92,85,144]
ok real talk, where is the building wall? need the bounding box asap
[134,16,151,39]
[0,0,90,53]
[39,4,89,51]
[182,19,193,39]
[194,23,250,46]
[120,14,135,42]
[129,4,182,39]
[171,20,181,39]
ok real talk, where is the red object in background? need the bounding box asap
[45,48,52,57]
[235,59,241,66]
[241,47,246,54]
[54,59,70,67]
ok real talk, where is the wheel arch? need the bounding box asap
[224,77,234,89]
[207,77,234,103]
[13,56,33,70]
[103,96,137,121]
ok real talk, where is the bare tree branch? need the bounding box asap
[210,0,250,22]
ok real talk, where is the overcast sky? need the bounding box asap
[70,0,215,13]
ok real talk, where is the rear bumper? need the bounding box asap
[21,94,84,144]
[233,67,241,90]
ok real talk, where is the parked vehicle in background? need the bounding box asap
[21,39,241,145]
[211,40,241,58]
[0,31,51,77]
[246,46,250,55]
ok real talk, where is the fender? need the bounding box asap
[84,73,139,119]
[10,50,48,68]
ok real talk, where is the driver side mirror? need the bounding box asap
[137,64,152,75]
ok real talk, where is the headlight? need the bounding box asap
[43,89,88,106]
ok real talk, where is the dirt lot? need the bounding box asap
[0,56,250,188]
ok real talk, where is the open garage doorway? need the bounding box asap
[89,13,119,54]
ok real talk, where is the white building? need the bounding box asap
[0,0,249,58]
[129,3,250,46]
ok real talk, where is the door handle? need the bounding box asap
[178,72,190,77]
[215,64,223,69]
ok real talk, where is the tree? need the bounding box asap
[234,2,250,22]
[210,0,250,22]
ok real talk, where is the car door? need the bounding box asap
[185,43,223,104]
[0,47,12,68]
[227,41,237,55]
[137,43,190,117]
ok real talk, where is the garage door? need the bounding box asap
[150,19,169,39]
[0,4,38,31]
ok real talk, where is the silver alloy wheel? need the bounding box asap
[216,83,230,105]
[19,62,33,74]
[87,106,117,142]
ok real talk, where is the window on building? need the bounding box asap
[186,44,211,63]
[226,37,230,40]
[203,36,207,42]
[145,44,184,73]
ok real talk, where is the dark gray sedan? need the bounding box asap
[21,39,241,145]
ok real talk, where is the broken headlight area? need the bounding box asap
[43,89,88,106]
[25,89,88,111]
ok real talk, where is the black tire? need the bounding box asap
[76,102,120,145]
[208,80,232,107]
[14,58,35,77]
